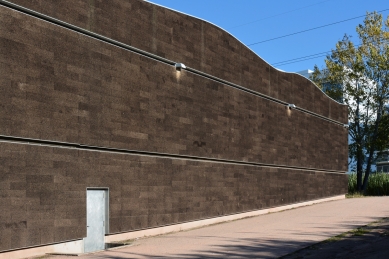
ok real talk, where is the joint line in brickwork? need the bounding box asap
[0,134,346,174]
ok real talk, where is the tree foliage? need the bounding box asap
[311,12,389,192]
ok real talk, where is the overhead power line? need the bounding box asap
[229,0,333,29]
[274,54,329,67]
[272,51,331,66]
[272,39,389,67]
[247,8,389,46]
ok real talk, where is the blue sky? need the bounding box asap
[147,0,388,73]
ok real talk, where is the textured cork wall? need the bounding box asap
[6,0,348,123]
[0,0,348,252]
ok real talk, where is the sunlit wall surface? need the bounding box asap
[0,0,348,252]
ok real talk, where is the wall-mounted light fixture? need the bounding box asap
[287,104,296,110]
[175,63,186,71]
[343,124,349,129]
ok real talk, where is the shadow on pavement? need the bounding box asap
[79,237,336,258]
[45,215,388,259]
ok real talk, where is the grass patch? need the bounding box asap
[310,225,371,246]
[346,192,366,198]
[350,227,369,236]
[323,232,347,243]
[348,172,389,196]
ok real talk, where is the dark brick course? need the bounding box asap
[0,0,348,252]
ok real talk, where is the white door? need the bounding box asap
[84,189,107,253]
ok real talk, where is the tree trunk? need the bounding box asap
[356,96,363,192]
[362,109,382,191]
[356,145,363,191]
[362,151,374,191]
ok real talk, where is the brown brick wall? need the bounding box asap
[0,5,348,171]
[0,0,349,252]
[6,0,348,123]
[0,142,347,251]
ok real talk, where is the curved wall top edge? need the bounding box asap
[145,0,346,106]
[2,0,347,123]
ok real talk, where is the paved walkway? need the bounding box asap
[282,217,389,259]
[44,197,389,258]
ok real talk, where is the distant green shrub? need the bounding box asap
[348,172,389,196]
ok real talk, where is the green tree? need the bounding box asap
[311,12,389,192]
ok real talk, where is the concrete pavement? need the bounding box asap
[41,197,389,258]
